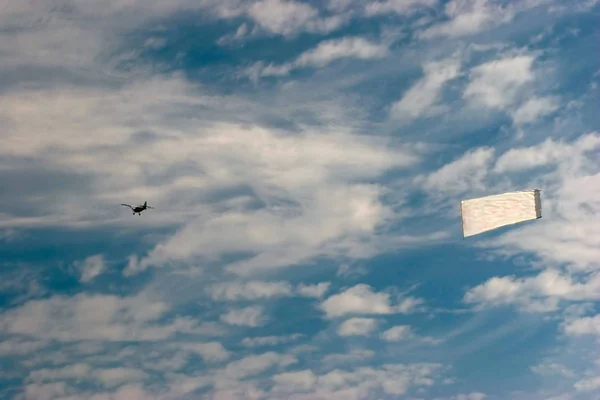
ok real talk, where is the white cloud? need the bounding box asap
[320,284,423,318]
[96,368,149,388]
[0,338,47,356]
[116,123,418,276]
[221,352,298,380]
[242,334,303,348]
[390,57,461,120]
[296,37,389,68]
[269,363,444,399]
[178,342,230,363]
[321,349,375,368]
[208,281,331,301]
[494,133,600,173]
[574,376,600,392]
[27,363,91,383]
[381,325,412,341]
[463,55,535,110]
[77,254,105,283]
[273,370,317,391]
[27,364,148,388]
[416,147,495,194]
[484,133,600,272]
[366,0,437,16]
[0,7,423,283]
[297,282,331,299]
[464,269,600,313]
[0,292,199,341]
[248,0,344,36]
[337,317,379,336]
[252,36,389,79]
[511,96,560,126]
[563,314,600,336]
[531,363,575,377]
[420,0,514,39]
[220,306,267,327]
[434,394,487,400]
[381,325,441,344]
[209,281,293,301]
[21,382,67,400]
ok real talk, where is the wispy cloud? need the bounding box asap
[420,0,515,39]
[463,55,535,110]
[415,147,495,195]
[76,254,105,283]
[511,96,560,126]
[390,57,461,121]
[209,281,294,301]
[248,36,389,80]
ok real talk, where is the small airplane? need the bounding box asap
[121,201,154,215]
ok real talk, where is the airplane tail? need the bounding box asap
[144,201,147,207]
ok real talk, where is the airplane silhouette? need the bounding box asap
[121,201,154,215]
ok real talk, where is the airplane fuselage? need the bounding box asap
[134,206,145,213]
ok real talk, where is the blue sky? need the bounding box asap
[1,0,599,399]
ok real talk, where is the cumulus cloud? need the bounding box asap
[115,123,419,276]
[337,317,379,336]
[464,269,600,312]
[510,96,560,126]
[415,147,495,194]
[381,325,441,344]
[463,55,536,110]
[0,292,199,342]
[381,325,413,341]
[297,282,331,299]
[25,364,149,389]
[563,314,600,336]
[77,254,105,283]
[270,363,443,398]
[574,376,600,392]
[178,342,230,363]
[390,57,461,120]
[320,284,423,318]
[247,0,345,36]
[420,0,514,39]
[221,351,298,380]
[273,369,317,391]
[494,133,600,174]
[485,132,600,272]
[220,306,267,327]
[366,0,437,16]
[460,131,600,321]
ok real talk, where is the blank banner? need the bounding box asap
[461,189,542,237]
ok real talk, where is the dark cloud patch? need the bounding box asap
[0,158,95,217]
[0,65,122,94]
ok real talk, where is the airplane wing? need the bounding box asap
[121,204,134,210]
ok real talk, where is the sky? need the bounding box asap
[0,0,599,399]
